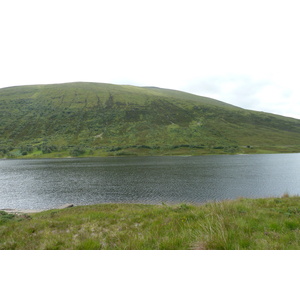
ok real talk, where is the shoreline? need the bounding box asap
[1,203,74,215]
[1,150,300,161]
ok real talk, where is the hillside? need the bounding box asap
[0,82,300,158]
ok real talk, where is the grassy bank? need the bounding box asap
[1,196,300,250]
[3,144,300,159]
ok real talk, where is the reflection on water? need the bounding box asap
[0,154,300,210]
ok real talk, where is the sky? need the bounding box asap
[1,0,300,119]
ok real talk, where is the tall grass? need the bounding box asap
[1,196,300,250]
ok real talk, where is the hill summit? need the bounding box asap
[0,82,299,157]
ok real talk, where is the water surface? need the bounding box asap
[0,154,299,210]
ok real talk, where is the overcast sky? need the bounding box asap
[1,0,299,119]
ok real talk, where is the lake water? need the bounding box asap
[0,153,300,210]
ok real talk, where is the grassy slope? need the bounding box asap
[1,196,300,250]
[0,82,300,158]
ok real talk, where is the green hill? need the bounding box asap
[0,82,299,158]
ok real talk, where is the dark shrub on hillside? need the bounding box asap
[42,145,57,154]
[70,147,85,156]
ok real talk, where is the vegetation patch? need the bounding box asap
[0,211,15,225]
[1,196,300,250]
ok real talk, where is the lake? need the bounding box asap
[0,153,300,210]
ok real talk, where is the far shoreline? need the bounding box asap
[1,148,300,160]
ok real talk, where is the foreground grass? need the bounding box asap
[1,196,300,250]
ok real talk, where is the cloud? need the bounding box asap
[183,75,300,119]
[183,75,269,106]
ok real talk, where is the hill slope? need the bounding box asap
[0,82,299,157]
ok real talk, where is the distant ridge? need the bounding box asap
[0,82,299,158]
